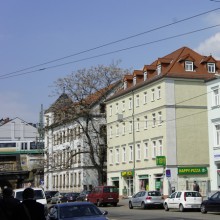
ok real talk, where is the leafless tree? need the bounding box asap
[47,61,131,185]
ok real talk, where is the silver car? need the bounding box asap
[129,190,164,209]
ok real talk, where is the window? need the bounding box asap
[124,81,127,90]
[215,124,220,146]
[144,142,149,159]
[133,77,136,86]
[136,118,140,131]
[129,145,133,162]
[129,121,133,133]
[136,95,140,107]
[129,98,132,109]
[109,149,113,164]
[152,141,156,158]
[152,113,156,127]
[137,144,141,160]
[21,142,27,150]
[158,140,163,156]
[158,111,162,125]
[122,100,125,112]
[144,71,147,81]
[122,147,126,163]
[143,92,147,104]
[213,88,219,107]
[185,61,193,71]
[115,148,119,164]
[109,105,112,116]
[207,63,215,73]
[122,123,125,135]
[151,89,155,101]
[157,86,161,99]
[115,103,119,114]
[109,126,112,139]
[144,116,148,129]
[116,125,119,137]
[157,64,161,75]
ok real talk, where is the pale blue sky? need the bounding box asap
[1,0,220,123]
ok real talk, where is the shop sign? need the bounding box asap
[156,156,166,166]
[121,170,134,177]
[178,167,207,175]
[111,177,119,181]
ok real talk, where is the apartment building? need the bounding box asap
[207,76,220,191]
[106,47,219,197]
[44,82,122,192]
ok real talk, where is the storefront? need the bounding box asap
[177,166,209,196]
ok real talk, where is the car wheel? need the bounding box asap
[141,202,146,209]
[179,204,184,212]
[164,203,169,211]
[201,204,207,214]
[129,201,133,209]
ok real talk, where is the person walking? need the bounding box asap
[0,187,20,220]
[193,181,200,192]
[12,187,46,220]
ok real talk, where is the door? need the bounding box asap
[127,177,134,197]
[167,192,177,209]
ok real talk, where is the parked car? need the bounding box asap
[60,192,80,203]
[47,202,108,220]
[45,190,58,203]
[87,185,119,207]
[164,191,202,212]
[129,190,164,209]
[14,187,47,205]
[201,191,220,214]
[76,190,91,202]
[51,192,66,204]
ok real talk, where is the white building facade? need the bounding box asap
[207,77,220,191]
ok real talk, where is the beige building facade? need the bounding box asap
[106,47,218,197]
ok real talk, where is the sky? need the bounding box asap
[1,0,220,124]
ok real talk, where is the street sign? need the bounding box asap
[166,169,171,177]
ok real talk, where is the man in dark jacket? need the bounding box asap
[13,187,46,220]
[0,187,20,220]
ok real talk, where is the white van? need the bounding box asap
[13,187,47,205]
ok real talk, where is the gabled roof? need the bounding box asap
[107,46,219,102]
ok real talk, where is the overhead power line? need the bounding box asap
[1,23,220,80]
[0,7,220,78]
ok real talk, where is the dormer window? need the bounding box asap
[124,81,127,90]
[133,76,136,86]
[144,71,147,81]
[207,63,215,73]
[157,64,161,75]
[185,61,193,71]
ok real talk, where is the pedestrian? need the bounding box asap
[0,187,20,220]
[193,181,200,192]
[12,187,46,220]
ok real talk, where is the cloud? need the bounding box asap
[195,32,220,59]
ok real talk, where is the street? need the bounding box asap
[99,199,220,220]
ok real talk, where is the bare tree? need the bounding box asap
[47,61,130,185]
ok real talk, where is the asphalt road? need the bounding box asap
[98,199,220,220]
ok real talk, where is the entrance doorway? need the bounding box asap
[127,177,133,196]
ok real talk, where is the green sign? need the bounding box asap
[178,167,208,175]
[156,156,166,166]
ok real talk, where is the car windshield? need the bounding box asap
[103,187,118,193]
[185,192,201,197]
[59,204,102,218]
[148,191,161,196]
